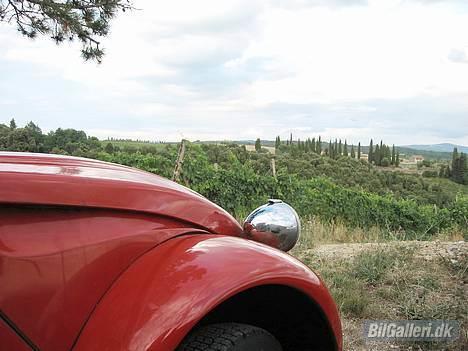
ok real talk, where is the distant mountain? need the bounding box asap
[402,143,468,153]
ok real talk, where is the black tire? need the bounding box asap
[177,322,283,351]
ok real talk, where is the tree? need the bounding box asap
[461,153,467,184]
[255,138,261,152]
[317,136,322,154]
[275,136,281,149]
[391,144,396,165]
[343,140,348,157]
[350,144,355,158]
[304,138,310,153]
[9,118,16,129]
[451,148,467,184]
[381,157,390,167]
[0,0,133,62]
[357,142,361,160]
[104,142,114,154]
[395,152,400,167]
[338,139,342,156]
[369,139,373,163]
[374,144,380,166]
[452,147,459,172]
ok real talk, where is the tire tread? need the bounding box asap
[177,323,279,351]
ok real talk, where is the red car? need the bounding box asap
[0,152,342,351]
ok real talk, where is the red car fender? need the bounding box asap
[73,234,342,351]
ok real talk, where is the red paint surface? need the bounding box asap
[0,318,31,351]
[0,207,205,351]
[0,152,341,351]
[74,235,342,351]
[0,152,243,236]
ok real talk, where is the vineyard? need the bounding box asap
[1,121,467,239]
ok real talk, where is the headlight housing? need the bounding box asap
[243,199,301,251]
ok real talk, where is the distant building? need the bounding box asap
[360,153,369,161]
[410,155,424,163]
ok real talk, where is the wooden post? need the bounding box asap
[271,157,276,179]
[172,139,186,182]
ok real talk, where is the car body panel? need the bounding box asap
[0,318,32,351]
[74,235,342,351]
[0,206,207,351]
[0,152,243,236]
[0,152,342,351]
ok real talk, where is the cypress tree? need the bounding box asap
[452,147,459,172]
[255,138,261,152]
[334,139,338,159]
[395,152,400,167]
[391,144,396,165]
[462,153,467,183]
[317,136,322,154]
[343,140,348,157]
[311,138,316,153]
[375,144,380,166]
[357,142,361,160]
[369,139,373,163]
[338,139,342,156]
[452,151,467,184]
[290,133,293,145]
[328,140,333,158]
[350,145,355,158]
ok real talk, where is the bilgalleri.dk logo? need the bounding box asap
[363,320,460,342]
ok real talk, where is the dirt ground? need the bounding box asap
[312,241,467,262]
[299,241,467,351]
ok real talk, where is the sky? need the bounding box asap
[1,0,468,145]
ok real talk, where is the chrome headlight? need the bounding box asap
[243,199,301,251]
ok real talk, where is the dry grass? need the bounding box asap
[292,241,467,351]
[292,217,465,252]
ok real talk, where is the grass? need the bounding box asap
[292,217,465,250]
[293,242,467,350]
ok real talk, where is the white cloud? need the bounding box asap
[0,0,467,144]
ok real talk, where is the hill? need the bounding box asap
[222,140,457,160]
[403,143,468,153]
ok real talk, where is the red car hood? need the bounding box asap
[0,152,243,236]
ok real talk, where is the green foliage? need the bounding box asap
[353,248,409,285]
[422,170,438,178]
[254,138,261,152]
[450,148,467,185]
[0,0,133,62]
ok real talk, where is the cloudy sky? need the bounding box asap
[1,0,468,145]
